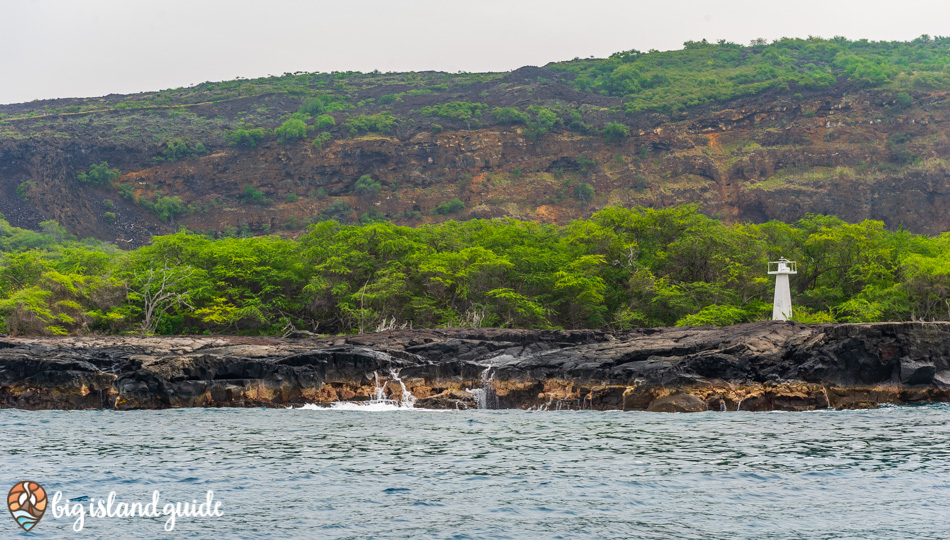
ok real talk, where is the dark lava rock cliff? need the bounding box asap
[2,321,949,412]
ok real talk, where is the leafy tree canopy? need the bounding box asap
[3,206,949,336]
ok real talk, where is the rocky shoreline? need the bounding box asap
[1,321,949,412]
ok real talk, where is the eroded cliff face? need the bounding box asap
[2,322,949,412]
[3,82,950,245]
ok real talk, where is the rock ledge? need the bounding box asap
[2,322,949,412]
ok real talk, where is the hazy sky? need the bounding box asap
[3,0,949,104]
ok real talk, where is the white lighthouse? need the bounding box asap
[768,258,797,321]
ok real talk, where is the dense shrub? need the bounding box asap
[77,162,120,186]
[602,122,630,143]
[275,119,308,142]
[526,107,559,139]
[117,184,135,200]
[226,127,267,148]
[576,155,596,173]
[155,197,188,222]
[894,92,913,109]
[299,97,325,116]
[16,181,36,201]
[319,199,352,222]
[632,174,649,192]
[434,198,465,215]
[354,175,382,195]
[492,107,529,125]
[421,101,486,126]
[360,210,386,224]
[574,183,595,202]
[314,114,336,130]
[345,112,397,135]
[155,138,206,163]
[240,185,268,205]
[313,132,333,148]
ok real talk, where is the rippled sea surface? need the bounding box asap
[2,405,950,538]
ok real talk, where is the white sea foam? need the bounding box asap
[291,368,418,411]
[290,401,434,411]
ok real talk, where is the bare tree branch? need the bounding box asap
[133,260,194,334]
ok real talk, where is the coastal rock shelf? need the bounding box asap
[2,321,950,412]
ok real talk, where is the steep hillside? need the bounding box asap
[3,36,950,245]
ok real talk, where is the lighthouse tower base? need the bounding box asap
[772,274,792,321]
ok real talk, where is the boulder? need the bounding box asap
[647,393,707,413]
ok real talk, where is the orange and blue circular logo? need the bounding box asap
[7,481,47,532]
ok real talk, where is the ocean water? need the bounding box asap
[2,405,950,539]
